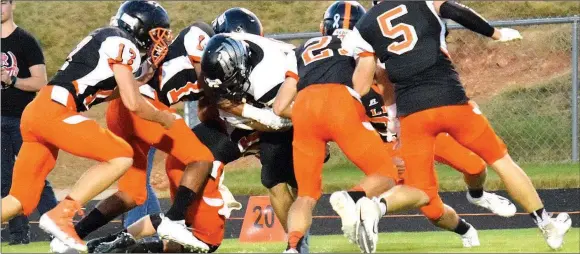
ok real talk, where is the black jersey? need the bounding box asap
[344,1,468,116]
[145,22,214,106]
[291,35,355,91]
[360,87,397,142]
[50,27,141,112]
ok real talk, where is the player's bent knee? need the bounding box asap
[420,197,445,221]
[108,157,134,172]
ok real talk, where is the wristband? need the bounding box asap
[241,104,263,120]
[10,76,17,86]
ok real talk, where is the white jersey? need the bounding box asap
[218,33,295,130]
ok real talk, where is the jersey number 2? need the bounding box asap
[302,36,349,66]
[377,5,418,55]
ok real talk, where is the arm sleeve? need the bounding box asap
[341,28,375,59]
[24,35,45,67]
[284,50,299,81]
[101,36,141,71]
[183,25,213,63]
[438,1,495,37]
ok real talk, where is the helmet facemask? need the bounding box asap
[147,28,172,68]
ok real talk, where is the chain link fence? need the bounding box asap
[185,16,579,164]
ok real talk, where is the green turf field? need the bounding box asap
[223,162,580,195]
[2,228,578,253]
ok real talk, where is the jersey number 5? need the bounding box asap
[302,36,349,66]
[377,4,418,55]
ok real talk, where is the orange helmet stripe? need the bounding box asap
[343,2,352,30]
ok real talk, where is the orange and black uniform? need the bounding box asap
[106,23,215,205]
[288,35,396,200]
[10,27,138,215]
[361,87,487,184]
[348,1,507,220]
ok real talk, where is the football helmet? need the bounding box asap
[112,0,172,67]
[201,34,252,102]
[212,7,264,36]
[321,1,366,36]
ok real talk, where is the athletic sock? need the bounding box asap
[165,186,197,221]
[530,208,550,225]
[150,213,163,231]
[347,191,366,203]
[454,218,471,235]
[468,188,484,199]
[379,198,388,216]
[287,231,304,250]
[75,209,115,239]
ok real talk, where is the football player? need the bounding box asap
[199,27,311,243]
[270,2,432,252]
[344,0,571,251]
[62,21,218,253]
[0,0,175,252]
[317,1,515,249]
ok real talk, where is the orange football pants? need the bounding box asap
[10,86,133,215]
[166,157,225,246]
[399,102,507,220]
[106,96,214,205]
[292,84,397,200]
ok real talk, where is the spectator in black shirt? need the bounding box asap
[1,0,57,245]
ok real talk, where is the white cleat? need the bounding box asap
[355,197,381,253]
[467,191,517,217]
[539,212,572,250]
[156,214,209,253]
[50,238,79,254]
[283,248,299,253]
[460,225,481,248]
[330,191,357,243]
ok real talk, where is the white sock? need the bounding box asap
[378,200,387,216]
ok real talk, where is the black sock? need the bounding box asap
[530,208,548,224]
[150,213,163,231]
[347,191,366,202]
[453,218,471,235]
[165,186,197,221]
[75,209,115,239]
[468,188,484,199]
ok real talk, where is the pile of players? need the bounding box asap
[0,0,572,253]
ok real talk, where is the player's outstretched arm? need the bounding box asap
[353,56,376,96]
[113,64,176,129]
[218,98,291,132]
[433,1,522,42]
[272,76,298,119]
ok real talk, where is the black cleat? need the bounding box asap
[93,232,137,253]
[87,232,123,253]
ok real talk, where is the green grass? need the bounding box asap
[480,75,576,163]
[3,228,579,253]
[223,162,580,196]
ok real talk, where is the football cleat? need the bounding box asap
[93,232,137,253]
[467,191,517,217]
[39,199,86,252]
[86,232,123,253]
[539,212,572,250]
[355,197,381,253]
[460,225,480,248]
[156,214,209,252]
[329,191,357,243]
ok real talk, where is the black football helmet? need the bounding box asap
[112,0,172,67]
[201,34,252,102]
[321,1,367,36]
[212,7,264,36]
